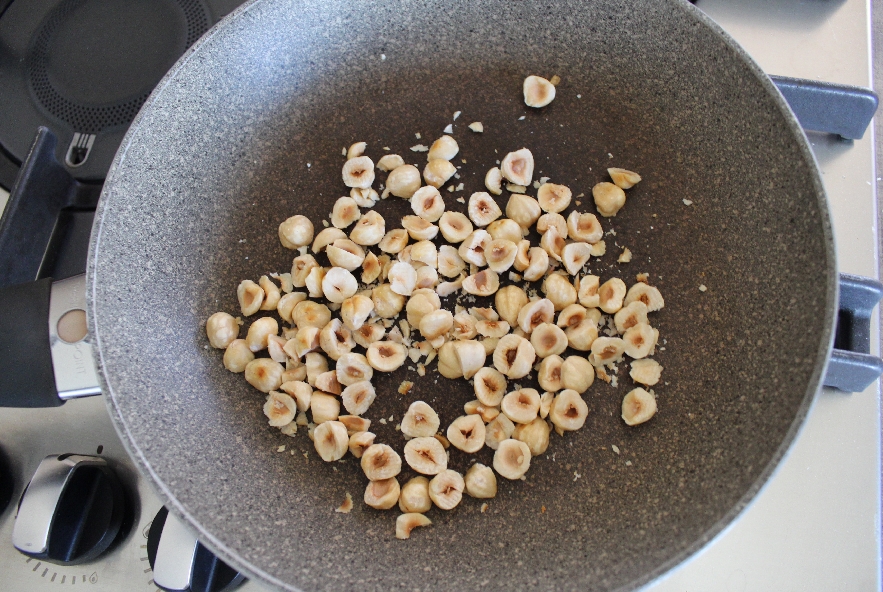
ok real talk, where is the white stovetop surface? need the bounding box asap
[0,1,878,590]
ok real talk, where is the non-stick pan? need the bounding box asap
[87,0,837,590]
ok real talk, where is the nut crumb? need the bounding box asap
[698,284,707,292]
[468,122,484,133]
[636,273,649,283]
[336,492,353,513]
[683,199,693,206]
[456,196,465,203]
[398,380,414,395]
[276,445,286,453]
[480,502,489,513]
[625,460,633,466]
[618,248,632,263]
[549,74,561,86]
[453,111,461,121]
[443,124,453,134]
[415,132,421,139]
[379,418,387,425]
[410,144,429,152]
[612,445,620,454]
[518,115,526,121]
[541,505,546,513]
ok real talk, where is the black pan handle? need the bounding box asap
[770,76,878,141]
[824,274,883,392]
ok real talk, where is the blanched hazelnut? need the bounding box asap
[365,477,400,510]
[438,211,473,243]
[399,477,432,514]
[485,239,518,273]
[486,218,523,243]
[549,389,588,431]
[312,228,347,253]
[304,265,326,298]
[453,339,486,380]
[411,185,445,222]
[326,239,365,271]
[206,312,239,348]
[424,159,457,188]
[561,355,595,393]
[349,210,385,245]
[505,193,541,230]
[537,355,563,392]
[428,470,464,510]
[537,183,572,213]
[485,414,515,450]
[496,285,528,327]
[352,322,386,349]
[278,215,314,250]
[522,247,550,282]
[614,301,649,334]
[542,273,577,312]
[578,275,601,308]
[366,340,408,372]
[419,309,453,341]
[348,431,376,458]
[493,334,536,379]
[567,211,604,243]
[223,339,254,372]
[464,463,497,498]
[530,322,568,358]
[447,415,486,453]
[292,300,331,330]
[462,270,500,297]
[599,278,627,313]
[310,391,340,423]
[319,318,355,360]
[523,75,556,108]
[336,352,373,386]
[322,267,358,303]
[562,242,592,276]
[340,294,374,331]
[451,312,478,341]
[313,421,349,461]
[622,323,657,359]
[500,148,534,186]
[493,439,531,479]
[565,318,599,351]
[485,166,503,195]
[372,283,406,318]
[246,317,278,352]
[539,224,565,262]
[377,154,405,172]
[593,182,627,217]
[536,212,567,237]
[513,417,551,456]
[361,444,402,481]
[624,283,665,311]
[330,196,361,229]
[427,135,459,161]
[244,358,284,392]
[401,215,439,240]
[622,387,656,426]
[410,240,438,268]
[237,280,263,316]
[589,337,626,366]
[468,192,502,227]
[386,164,422,198]
[304,351,329,386]
[291,254,319,288]
[436,341,463,379]
[342,156,375,189]
[501,388,541,424]
[608,167,642,189]
[473,366,507,406]
[341,380,376,416]
[438,244,466,278]
[517,298,555,333]
[458,230,491,267]
[405,288,441,327]
[379,229,410,254]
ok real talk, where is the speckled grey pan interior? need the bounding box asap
[87,0,836,590]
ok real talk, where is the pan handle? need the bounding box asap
[823,274,883,392]
[770,76,878,141]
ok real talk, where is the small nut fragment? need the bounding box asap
[537,183,572,213]
[622,387,657,425]
[341,380,376,415]
[351,187,379,208]
[427,135,459,161]
[473,366,507,406]
[365,477,400,510]
[513,417,551,456]
[530,323,568,358]
[349,431,376,458]
[322,267,358,303]
[561,356,595,393]
[237,280,264,316]
[505,193,541,230]
[517,298,555,333]
[562,242,593,276]
[339,415,370,434]
[523,75,556,108]
[468,192,503,227]
[399,477,432,514]
[280,380,312,412]
[279,215,314,249]
[291,255,319,288]
[404,437,448,475]
[331,196,361,229]
[424,159,457,188]
[496,285,529,327]
[464,463,497,498]
[630,359,663,386]
[501,388,541,424]
[313,421,349,461]
[493,439,532,479]
[312,227,347,253]
[493,334,536,379]
[206,312,239,348]
[462,269,500,297]
[310,391,340,423]
[485,239,518,273]
[401,401,441,438]
[614,301,650,334]
[452,311,478,341]
[396,513,432,539]
[342,156,375,189]
[335,492,352,513]
[386,164,422,198]
[304,352,328,386]
[349,210,386,246]
[593,182,627,217]
[341,294,374,331]
[264,391,297,427]
[468,122,484,133]
[361,444,402,480]
[624,283,665,311]
[438,212,473,244]
[566,211,603,243]
[411,185,446,222]
[377,154,405,172]
[599,278,627,313]
[622,323,658,359]
[428,470,465,510]
[589,337,627,366]
[458,229,491,266]
[537,355,563,392]
[372,283,406,318]
[366,340,408,372]
[223,339,254,372]
[401,215,439,240]
[326,239,366,271]
[336,352,373,386]
[608,167,642,189]
[347,141,367,160]
[485,167,504,195]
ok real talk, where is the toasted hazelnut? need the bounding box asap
[523,75,556,108]
[578,275,601,308]
[495,285,528,327]
[517,298,555,333]
[505,193,541,230]
[206,312,239,349]
[565,317,599,351]
[340,294,374,331]
[622,387,656,426]
[428,135,459,161]
[614,301,650,334]
[401,215,439,240]
[599,278,627,313]
[352,322,386,349]
[366,340,408,372]
[402,401,441,438]
[458,230,491,267]
[291,254,319,288]
[485,239,518,273]
[561,356,595,393]
[438,212,474,244]
[452,311,478,341]
[223,339,254,372]
[536,212,568,237]
[624,283,665,311]
[486,218,524,243]
[493,334,536,379]
[562,242,593,275]
[424,159,457,188]
[428,470,465,510]
[326,239,366,271]
[501,388,541,424]
[513,417,551,456]
[313,421,349,461]
[567,211,604,243]
[540,224,566,262]
[493,439,532,479]
[279,215,314,249]
[361,443,402,480]
[312,228,347,253]
[530,323,568,358]
[245,317,278,352]
[462,269,500,297]
[341,380,376,415]
[349,210,385,246]
[500,148,534,186]
[378,229,410,254]
[304,266,326,298]
[549,389,588,431]
[411,185,446,222]
[330,196,361,229]
[310,391,340,423]
[542,273,577,311]
[464,463,497,498]
[537,355,563,392]
[372,283,406,318]
[522,247,550,282]
[399,476,432,514]
[277,292,307,324]
[292,300,331,330]
[237,280,264,316]
[338,415,370,434]
[410,240,438,268]
[386,164,422,198]
[348,431,376,458]
[593,182,627,217]
[589,337,627,366]
[447,415,486,453]
[365,477,400,509]
[468,191,503,227]
[485,414,515,450]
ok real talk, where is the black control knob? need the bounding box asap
[147,507,245,592]
[0,451,12,515]
[12,454,127,564]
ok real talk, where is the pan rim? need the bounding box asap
[86,0,838,590]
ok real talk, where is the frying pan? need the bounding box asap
[87,0,836,589]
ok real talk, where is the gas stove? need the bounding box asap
[0,0,879,591]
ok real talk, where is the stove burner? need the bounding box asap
[26,0,208,135]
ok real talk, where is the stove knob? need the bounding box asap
[12,454,127,564]
[147,507,246,592]
[0,452,12,515]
